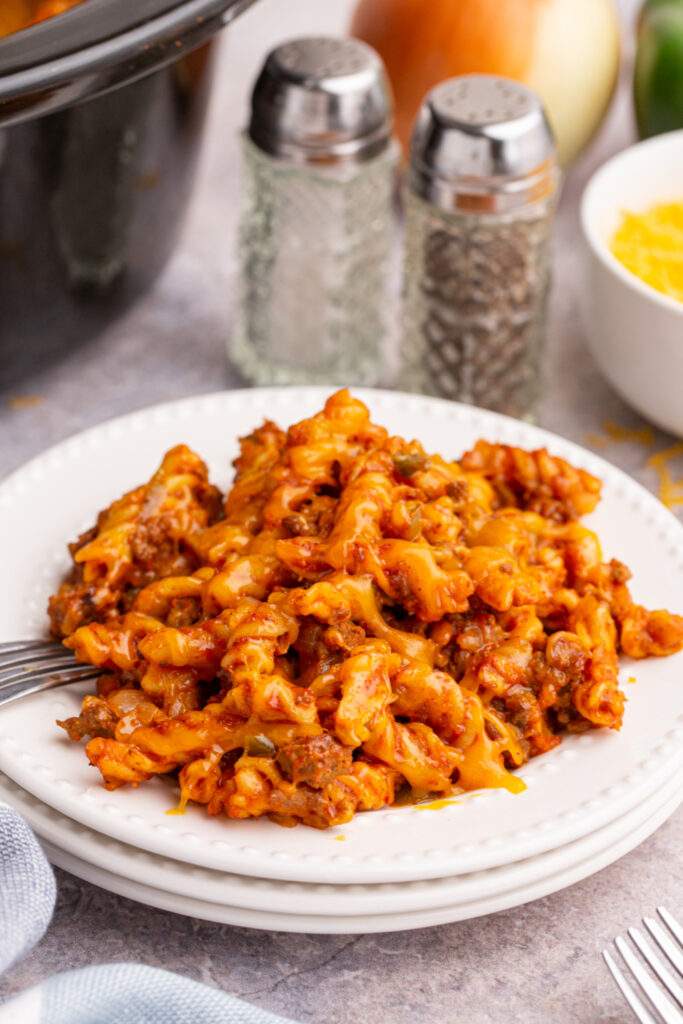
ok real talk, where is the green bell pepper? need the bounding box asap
[635,0,683,137]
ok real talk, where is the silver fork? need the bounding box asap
[604,907,683,1023]
[0,640,102,708]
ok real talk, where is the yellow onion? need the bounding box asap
[351,0,621,165]
[0,1,32,36]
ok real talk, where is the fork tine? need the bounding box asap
[0,660,100,692]
[0,648,73,674]
[629,927,683,1009]
[615,936,683,1024]
[0,669,101,708]
[603,949,659,1024]
[660,909,683,951]
[646,916,683,978]
[0,640,60,653]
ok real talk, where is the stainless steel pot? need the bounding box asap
[0,0,257,387]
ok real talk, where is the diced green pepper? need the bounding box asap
[392,451,426,478]
[246,734,277,758]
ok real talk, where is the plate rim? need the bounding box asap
[2,384,683,524]
[2,769,680,917]
[40,790,682,934]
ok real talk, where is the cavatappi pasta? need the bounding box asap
[49,391,683,828]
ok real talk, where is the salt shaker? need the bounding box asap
[401,75,561,420]
[230,37,398,386]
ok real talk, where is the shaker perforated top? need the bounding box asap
[249,36,394,162]
[410,74,557,206]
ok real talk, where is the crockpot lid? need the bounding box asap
[0,0,225,74]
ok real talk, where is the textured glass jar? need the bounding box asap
[400,75,560,421]
[231,135,398,385]
[402,189,556,416]
[229,37,398,387]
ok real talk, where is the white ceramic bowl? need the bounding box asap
[580,130,683,436]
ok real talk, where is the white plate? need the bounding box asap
[39,784,682,934]
[2,769,679,918]
[0,387,682,884]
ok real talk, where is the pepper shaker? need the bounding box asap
[230,37,399,386]
[400,75,561,420]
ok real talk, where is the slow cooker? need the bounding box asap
[0,0,257,388]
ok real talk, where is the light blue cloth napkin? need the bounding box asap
[0,804,294,1024]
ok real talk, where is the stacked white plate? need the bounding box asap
[0,388,681,934]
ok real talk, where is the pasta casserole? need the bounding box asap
[49,391,683,828]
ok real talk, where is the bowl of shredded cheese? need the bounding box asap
[580,130,683,437]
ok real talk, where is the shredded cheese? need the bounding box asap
[585,420,655,451]
[647,442,683,509]
[603,420,655,447]
[611,202,683,302]
[7,395,43,410]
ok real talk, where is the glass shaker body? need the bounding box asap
[230,136,398,387]
[400,74,561,422]
[401,187,558,420]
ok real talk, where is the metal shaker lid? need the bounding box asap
[249,36,394,163]
[410,75,558,210]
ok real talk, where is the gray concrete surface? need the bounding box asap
[0,1,679,1021]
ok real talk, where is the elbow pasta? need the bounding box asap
[50,390,683,829]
